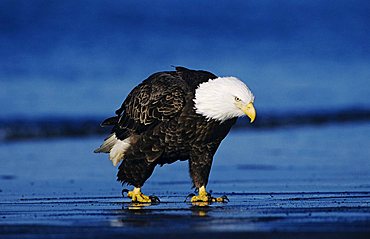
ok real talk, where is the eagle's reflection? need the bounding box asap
[110,201,216,227]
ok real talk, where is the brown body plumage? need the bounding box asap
[96,67,236,188]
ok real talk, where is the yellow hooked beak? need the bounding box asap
[242,102,256,123]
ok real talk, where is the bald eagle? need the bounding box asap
[94,67,256,203]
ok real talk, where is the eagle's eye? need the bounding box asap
[234,96,241,102]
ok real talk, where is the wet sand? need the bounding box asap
[1,123,370,238]
[1,191,370,238]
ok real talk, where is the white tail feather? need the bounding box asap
[109,137,131,166]
[94,133,131,167]
[94,133,117,153]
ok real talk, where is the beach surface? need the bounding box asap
[1,123,370,238]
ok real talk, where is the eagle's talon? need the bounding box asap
[190,194,212,203]
[221,195,230,202]
[149,195,160,203]
[185,193,196,202]
[124,187,156,203]
[122,189,129,197]
[190,186,229,203]
[212,195,229,203]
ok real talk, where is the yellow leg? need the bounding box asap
[126,187,153,203]
[191,186,229,203]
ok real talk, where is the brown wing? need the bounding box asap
[111,72,188,135]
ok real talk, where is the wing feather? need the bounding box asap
[114,72,188,135]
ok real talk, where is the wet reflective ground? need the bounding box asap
[1,123,370,238]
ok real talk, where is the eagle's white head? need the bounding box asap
[193,77,256,123]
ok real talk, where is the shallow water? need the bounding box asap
[1,123,370,198]
[1,123,370,237]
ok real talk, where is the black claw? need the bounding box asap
[221,195,230,202]
[122,189,129,197]
[150,195,160,203]
[184,193,196,202]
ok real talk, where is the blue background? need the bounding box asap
[1,0,370,118]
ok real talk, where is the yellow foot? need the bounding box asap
[190,194,229,203]
[191,193,211,203]
[189,186,229,203]
[122,187,160,203]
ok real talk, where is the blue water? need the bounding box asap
[1,0,370,118]
[1,3,370,233]
[1,122,370,204]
